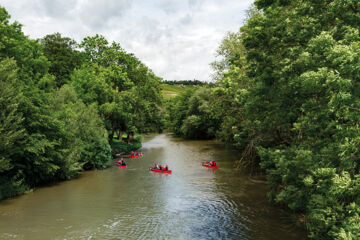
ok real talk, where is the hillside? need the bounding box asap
[161,83,194,99]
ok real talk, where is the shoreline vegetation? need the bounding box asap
[165,1,360,239]
[0,6,164,201]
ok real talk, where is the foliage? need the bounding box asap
[72,34,164,143]
[167,87,220,139]
[0,59,27,199]
[53,85,112,170]
[111,138,142,154]
[167,1,360,239]
[0,6,161,200]
[40,33,84,87]
[242,1,360,238]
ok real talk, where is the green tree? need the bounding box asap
[238,1,360,238]
[40,33,84,87]
[74,35,164,143]
[53,85,112,171]
[167,87,219,139]
[0,59,23,173]
[0,6,113,200]
[0,59,27,199]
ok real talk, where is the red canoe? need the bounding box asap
[202,163,219,169]
[116,163,128,168]
[149,168,172,174]
[129,154,144,158]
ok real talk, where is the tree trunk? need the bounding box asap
[127,131,134,144]
[118,130,123,141]
[108,123,116,145]
[109,129,115,145]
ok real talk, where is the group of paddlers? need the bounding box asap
[117,157,127,166]
[204,160,217,166]
[116,152,217,172]
[130,152,143,157]
[154,164,169,171]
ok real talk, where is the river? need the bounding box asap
[0,134,307,239]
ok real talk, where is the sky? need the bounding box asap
[0,0,254,81]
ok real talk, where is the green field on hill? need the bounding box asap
[161,83,194,99]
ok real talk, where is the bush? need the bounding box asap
[111,138,142,154]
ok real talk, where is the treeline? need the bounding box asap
[163,80,207,85]
[167,1,360,239]
[0,6,164,200]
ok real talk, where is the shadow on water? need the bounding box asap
[0,133,307,240]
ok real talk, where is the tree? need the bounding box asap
[73,35,164,144]
[0,59,27,199]
[53,85,112,171]
[0,6,113,200]
[167,87,219,139]
[239,1,360,238]
[0,59,24,173]
[40,33,84,87]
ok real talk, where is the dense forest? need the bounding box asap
[0,6,164,200]
[167,1,360,239]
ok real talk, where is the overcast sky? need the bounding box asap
[0,0,253,81]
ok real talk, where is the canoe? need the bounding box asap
[202,163,218,169]
[149,167,172,174]
[129,154,144,158]
[116,163,128,168]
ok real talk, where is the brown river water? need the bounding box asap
[0,134,307,240]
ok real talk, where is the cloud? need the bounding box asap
[0,0,254,81]
[41,0,78,18]
[78,0,132,30]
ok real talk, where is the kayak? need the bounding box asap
[129,154,144,158]
[116,163,128,168]
[202,163,218,169]
[149,167,172,174]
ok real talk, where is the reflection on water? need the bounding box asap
[0,134,307,240]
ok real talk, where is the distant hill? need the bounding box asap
[161,83,194,99]
[161,80,214,99]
